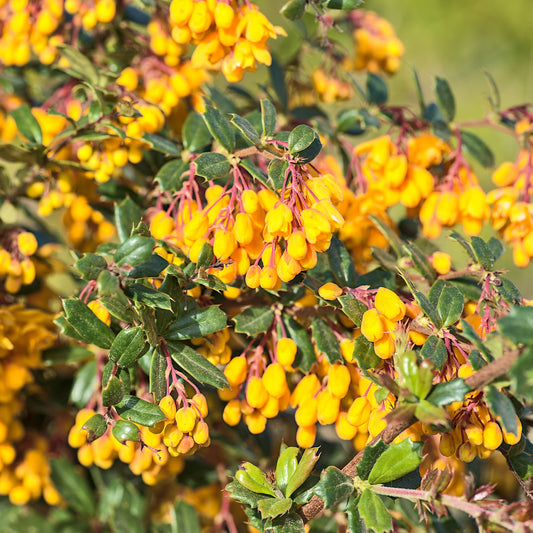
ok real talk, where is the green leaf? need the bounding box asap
[366,74,388,105]
[509,453,533,480]
[57,44,100,85]
[50,457,96,516]
[397,351,432,400]
[261,99,277,138]
[102,376,125,406]
[437,284,464,328]
[327,237,357,287]
[54,315,90,344]
[353,335,381,370]
[114,395,166,427]
[283,316,316,373]
[368,215,403,258]
[115,197,142,242]
[435,77,455,122]
[321,0,363,8]
[129,254,169,279]
[127,283,172,310]
[420,335,447,369]
[470,236,494,270]
[346,495,363,533]
[230,114,260,145]
[460,130,494,168]
[171,500,202,533]
[63,298,115,348]
[112,419,141,443]
[485,386,518,436]
[226,479,265,508]
[183,112,212,152]
[155,159,188,192]
[288,124,322,163]
[498,306,533,345]
[239,158,269,187]
[42,345,92,365]
[109,327,147,367]
[257,498,293,519]
[358,489,392,533]
[70,360,97,408]
[280,0,306,19]
[166,340,229,389]
[414,399,449,426]
[413,291,441,329]
[11,104,43,145]
[460,319,493,360]
[311,318,342,363]
[427,378,470,406]
[194,152,231,180]
[276,447,299,496]
[165,305,227,340]
[82,414,107,443]
[202,106,235,153]
[100,294,137,323]
[233,306,274,336]
[356,439,388,480]
[149,348,166,402]
[75,253,107,281]
[368,439,423,484]
[313,466,354,509]
[235,467,276,497]
[497,276,521,305]
[404,243,436,283]
[449,230,476,261]
[285,447,320,498]
[268,158,289,190]
[114,236,154,267]
[509,347,533,402]
[142,133,180,156]
[338,294,367,327]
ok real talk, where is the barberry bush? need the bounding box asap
[1,0,533,531]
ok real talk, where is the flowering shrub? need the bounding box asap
[1,1,533,532]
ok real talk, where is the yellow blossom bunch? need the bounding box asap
[64,0,116,31]
[488,149,533,266]
[169,0,286,82]
[312,68,353,103]
[0,231,39,294]
[347,10,404,75]
[0,0,64,67]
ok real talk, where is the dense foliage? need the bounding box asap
[0,1,532,532]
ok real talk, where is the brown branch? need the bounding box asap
[298,346,523,523]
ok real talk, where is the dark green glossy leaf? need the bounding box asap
[356,439,388,480]
[54,315,89,344]
[266,512,305,533]
[230,114,260,145]
[429,280,464,328]
[63,298,115,348]
[112,419,141,444]
[420,335,447,369]
[142,133,180,156]
[239,158,269,187]
[149,347,166,402]
[313,466,354,509]
[233,306,274,336]
[129,253,169,278]
[109,327,147,367]
[366,73,388,105]
[353,335,381,370]
[82,413,107,443]
[50,457,96,516]
[288,124,322,163]
[368,439,423,484]
[226,480,265,508]
[509,453,533,480]
[485,386,518,436]
[194,152,231,180]
[311,318,342,363]
[100,294,137,323]
[449,230,476,261]
[268,158,288,190]
[338,294,367,327]
[470,236,494,270]
[427,378,470,406]
[102,376,125,407]
[257,497,292,519]
[166,341,229,389]
[115,236,154,267]
[70,360,97,408]
[435,77,455,122]
[358,489,392,533]
[328,237,357,287]
[321,0,362,8]
[460,130,494,168]
[283,316,316,373]
[497,276,521,305]
[127,283,172,310]
[202,106,235,153]
[196,242,214,268]
[346,495,363,533]
[413,291,441,330]
[114,395,166,427]
[11,104,43,145]
[115,197,142,242]
[165,305,227,340]
[261,99,277,138]
[183,112,212,152]
[155,159,188,192]
[76,253,107,281]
